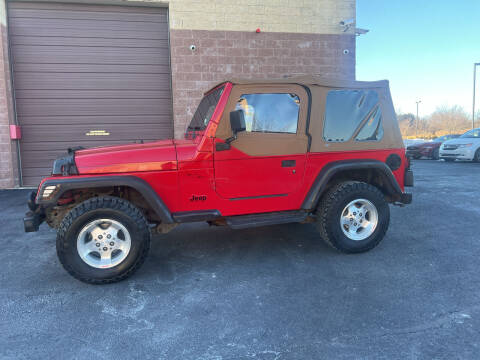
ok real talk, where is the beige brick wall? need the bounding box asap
[166,0,356,138]
[168,0,355,34]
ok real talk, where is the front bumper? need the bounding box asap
[24,191,45,232]
[406,149,420,158]
[440,148,475,161]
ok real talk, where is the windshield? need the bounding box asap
[186,86,224,136]
[460,129,480,138]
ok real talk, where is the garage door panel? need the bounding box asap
[21,123,173,143]
[10,36,169,49]
[9,16,167,33]
[14,72,171,90]
[9,2,173,186]
[16,115,173,127]
[9,2,167,15]
[14,64,170,74]
[15,89,172,99]
[16,98,173,116]
[12,46,170,65]
[9,25,169,40]
[9,8,167,23]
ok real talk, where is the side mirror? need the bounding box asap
[225,110,246,144]
[230,110,246,135]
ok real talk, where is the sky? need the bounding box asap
[356,0,480,118]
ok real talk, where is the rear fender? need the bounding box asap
[302,160,405,210]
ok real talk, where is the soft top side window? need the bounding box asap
[323,89,383,142]
[235,93,300,134]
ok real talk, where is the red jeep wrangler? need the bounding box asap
[24,76,413,284]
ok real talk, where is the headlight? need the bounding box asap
[458,144,472,148]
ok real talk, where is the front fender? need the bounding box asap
[36,175,173,224]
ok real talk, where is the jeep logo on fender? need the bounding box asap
[189,195,207,202]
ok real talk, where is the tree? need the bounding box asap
[397,113,416,137]
[428,105,470,135]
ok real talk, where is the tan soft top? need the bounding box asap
[212,75,404,153]
[209,76,389,93]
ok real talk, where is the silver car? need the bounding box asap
[440,128,480,162]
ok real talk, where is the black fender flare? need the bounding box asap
[36,175,174,223]
[301,160,403,210]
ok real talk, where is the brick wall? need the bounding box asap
[0,0,15,188]
[168,0,355,34]
[170,29,355,137]
[167,0,356,137]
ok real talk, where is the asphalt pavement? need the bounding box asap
[1,160,479,359]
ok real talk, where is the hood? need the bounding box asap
[418,141,441,148]
[75,140,177,174]
[407,141,435,149]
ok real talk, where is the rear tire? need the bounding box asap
[444,158,455,162]
[56,196,151,284]
[315,182,390,253]
[413,154,421,160]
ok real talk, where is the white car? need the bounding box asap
[440,128,480,162]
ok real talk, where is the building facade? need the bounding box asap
[0,0,356,188]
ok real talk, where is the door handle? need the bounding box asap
[281,160,296,167]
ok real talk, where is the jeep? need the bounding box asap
[24,76,413,284]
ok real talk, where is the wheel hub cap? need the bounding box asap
[340,199,379,241]
[77,219,131,269]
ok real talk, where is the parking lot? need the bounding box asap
[1,160,480,359]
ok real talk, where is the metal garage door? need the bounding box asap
[8,2,173,186]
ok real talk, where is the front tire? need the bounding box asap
[474,148,480,162]
[432,148,440,160]
[315,182,390,253]
[57,196,151,284]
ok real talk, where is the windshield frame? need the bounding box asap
[185,85,225,138]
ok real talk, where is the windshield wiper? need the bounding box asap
[186,125,204,139]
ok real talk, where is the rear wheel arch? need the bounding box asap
[302,160,403,211]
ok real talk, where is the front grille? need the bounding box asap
[407,146,418,150]
[443,145,459,150]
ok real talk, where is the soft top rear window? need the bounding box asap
[323,90,383,142]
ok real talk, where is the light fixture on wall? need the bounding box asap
[339,18,354,32]
[189,44,197,51]
[355,28,369,36]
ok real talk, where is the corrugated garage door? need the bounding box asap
[8,2,173,186]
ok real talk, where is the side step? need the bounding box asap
[226,210,308,230]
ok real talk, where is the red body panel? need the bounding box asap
[75,140,177,174]
[39,81,408,218]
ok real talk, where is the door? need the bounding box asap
[7,2,173,186]
[214,84,309,201]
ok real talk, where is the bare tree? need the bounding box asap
[397,105,471,138]
[428,105,470,135]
